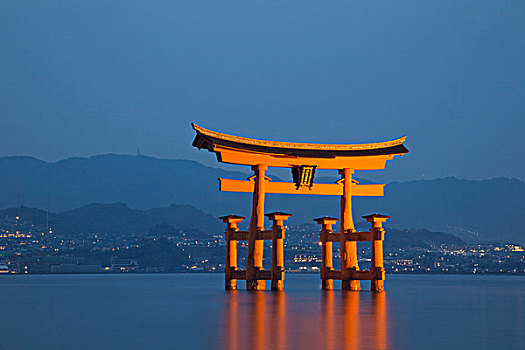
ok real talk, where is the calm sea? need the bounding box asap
[1,274,523,350]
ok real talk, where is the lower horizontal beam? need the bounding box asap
[232,269,246,279]
[325,269,383,280]
[230,231,248,241]
[350,270,373,280]
[230,269,274,280]
[232,269,382,282]
[325,231,377,242]
[257,230,278,240]
[347,231,373,242]
[326,270,342,280]
[229,229,280,241]
[327,233,341,241]
[256,269,272,280]
[219,178,384,196]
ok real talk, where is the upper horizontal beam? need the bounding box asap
[219,178,384,196]
[215,146,398,170]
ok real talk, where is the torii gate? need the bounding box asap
[191,123,408,291]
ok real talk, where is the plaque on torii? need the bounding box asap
[192,123,408,291]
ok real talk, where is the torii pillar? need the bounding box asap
[340,168,360,291]
[266,212,291,291]
[246,164,267,291]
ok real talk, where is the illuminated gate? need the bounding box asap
[191,123,408,291]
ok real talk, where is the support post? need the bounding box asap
[363,214,390,292]
[266,212,292,291]
[339,168,360,291]
[220,215,245,290]
[247,164,268,290]
[314,217,339,290]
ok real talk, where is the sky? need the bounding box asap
[1,1,524,182]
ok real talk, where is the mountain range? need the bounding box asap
[0,203,222,235]
[0,154,523,244]
[1,204,467,253]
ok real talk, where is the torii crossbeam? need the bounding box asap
[191,123,408,291]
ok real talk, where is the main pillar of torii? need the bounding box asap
[191,123,408,291]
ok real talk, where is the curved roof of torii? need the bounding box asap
[192,123,409,158]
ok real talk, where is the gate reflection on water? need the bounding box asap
[223,290,389,350]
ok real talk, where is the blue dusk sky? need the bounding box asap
[1,1,524,181]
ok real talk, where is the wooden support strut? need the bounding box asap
[266,212,292,291]
[314,217,339,290]
[223,213,390,292]
[314,214,389,289]
[363,214,390,292]
[219,214,246,290]
[220,212,290,290]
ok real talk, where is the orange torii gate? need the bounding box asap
[191,123,408,291]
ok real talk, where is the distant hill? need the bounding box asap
[385,227,465,250]
[0,203,222,235]
[0,155,523,244]
[357,177,525,244]
[292,223,466,251]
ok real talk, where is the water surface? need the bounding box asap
[1,274,524,350]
